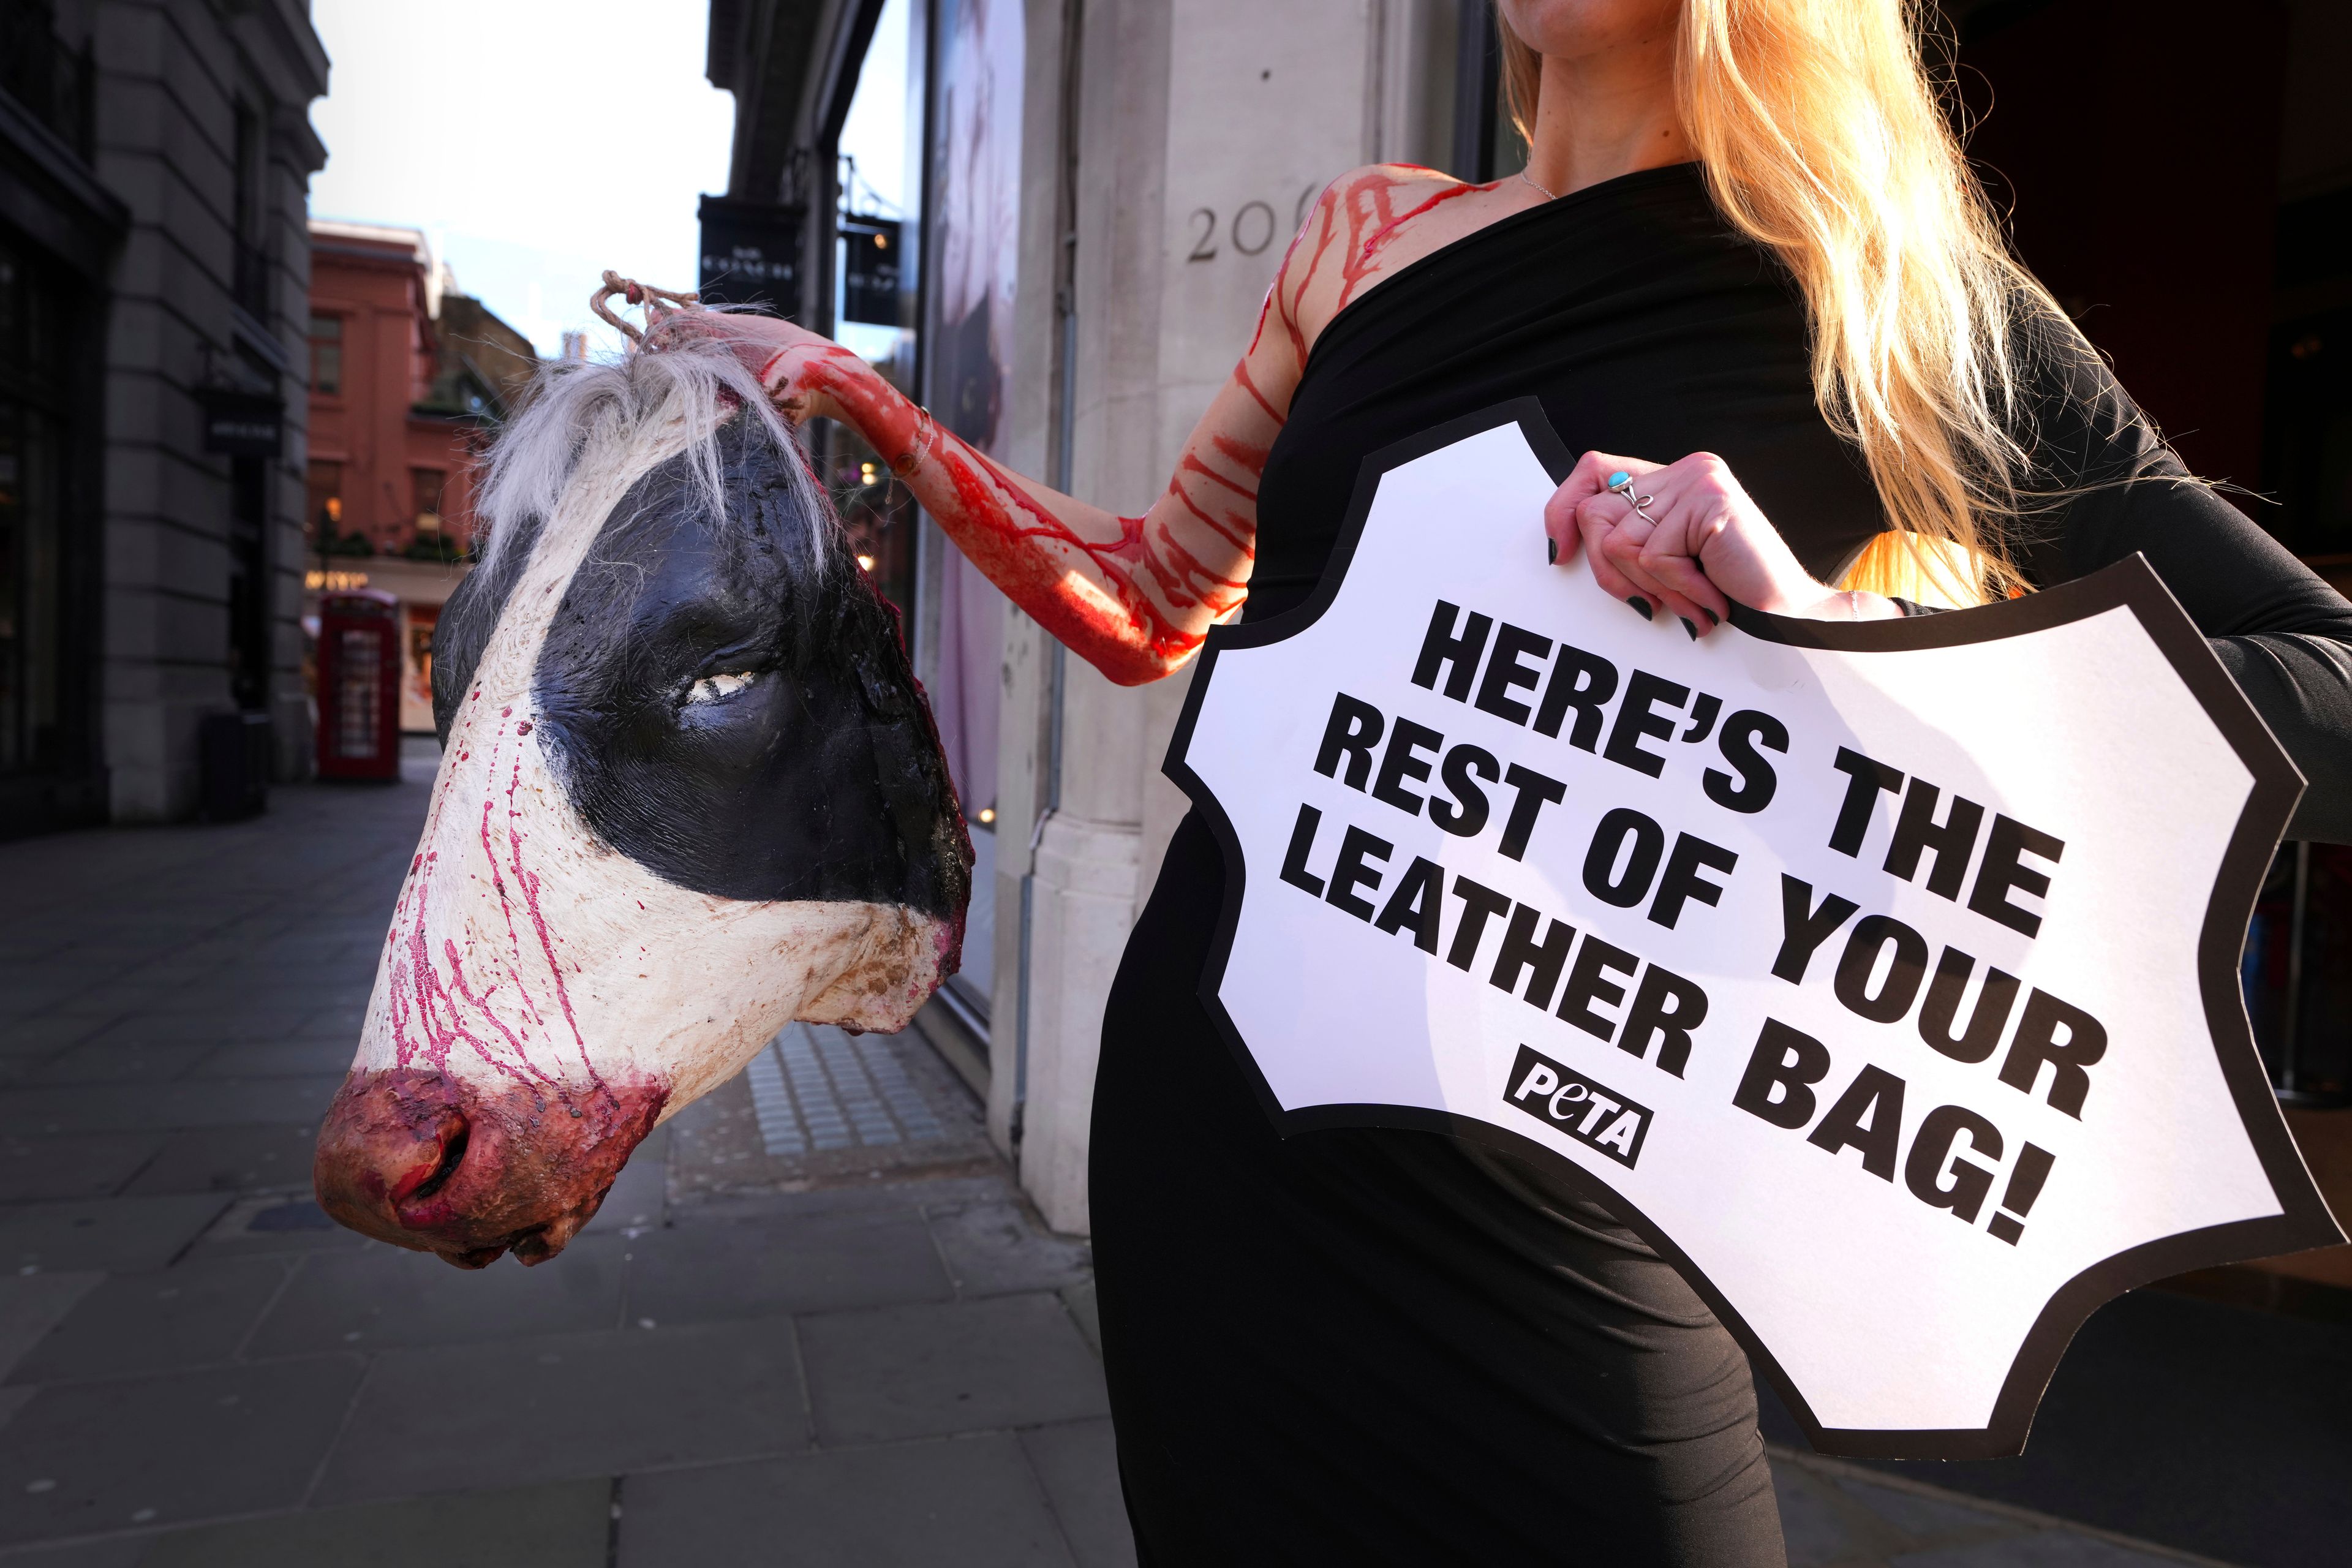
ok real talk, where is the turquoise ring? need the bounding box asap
[1605,470,1657,523]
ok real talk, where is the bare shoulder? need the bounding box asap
[1278,164,1528,354]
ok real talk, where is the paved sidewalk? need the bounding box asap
[0,744,2314,1565]
[0,747,1124,1567]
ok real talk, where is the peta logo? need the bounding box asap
[1505,1046,1653,1167]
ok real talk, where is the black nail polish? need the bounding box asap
[1681,617,1698,640]
[1702,608,1720,628]
[1547,537,1558,565]
[1627,597,1653,620]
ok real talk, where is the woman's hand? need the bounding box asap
[644,311,873,429]
[1544,450,1899,633]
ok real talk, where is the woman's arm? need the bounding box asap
[677,314,1280,687]
[2009,323,2352,843]
[655,165,1485,686]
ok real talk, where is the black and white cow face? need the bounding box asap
[316,348,970,1268]
[530,415,968,913]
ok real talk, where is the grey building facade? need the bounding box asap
[1,0,327,834]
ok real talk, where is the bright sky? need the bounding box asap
[306,1,737,358]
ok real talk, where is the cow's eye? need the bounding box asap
[685,670,760,706]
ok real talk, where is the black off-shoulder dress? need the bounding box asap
[1088,163,2352,1566]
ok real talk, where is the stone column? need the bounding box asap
[1000,0,1443,1233]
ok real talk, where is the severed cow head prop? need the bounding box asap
[315,331,971,1267]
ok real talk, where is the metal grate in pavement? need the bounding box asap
[745,1022,949,1157]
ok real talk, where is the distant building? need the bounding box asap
[0,0,328,834]
[303,221,537,733]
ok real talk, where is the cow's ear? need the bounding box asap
[432,513,543,744]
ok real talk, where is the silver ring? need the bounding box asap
[1608,476,1659,525]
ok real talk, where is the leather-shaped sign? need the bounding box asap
[1166,402,2342,1459]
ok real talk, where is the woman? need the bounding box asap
[669,1,2352,1558]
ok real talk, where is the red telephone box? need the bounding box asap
[316,590,402,781]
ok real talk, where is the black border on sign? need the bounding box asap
[1161,397,2342,1461]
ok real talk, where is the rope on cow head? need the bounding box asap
[590,270,702,345]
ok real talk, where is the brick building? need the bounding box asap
[302,221,535,733]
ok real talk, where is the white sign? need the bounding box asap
[1166,405,2342,1459]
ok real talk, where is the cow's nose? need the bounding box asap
[314,1072,506,1267]
[313,1065,665,1269]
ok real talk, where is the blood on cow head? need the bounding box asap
[315,332,971,1267]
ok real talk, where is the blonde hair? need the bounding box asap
[1499,0,2060,604]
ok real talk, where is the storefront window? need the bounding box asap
[913,0,1027,1017]
[829,0,1019,1018]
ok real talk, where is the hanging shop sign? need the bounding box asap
[198,390,283,458]
[840,214,903,326]
[1166,403,2343,1460]
[697,197,804,317]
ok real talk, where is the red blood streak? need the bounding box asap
[385,707,605,1107]
[1233,358,1286,426]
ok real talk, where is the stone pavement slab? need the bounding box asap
[615,1438,1077,1568]
[134,1479,611,1567]
[799,1292,1112,1446]
[928,1199,1095,1298]
[0,1138,157,1204]
[0,1356,367,1545]
[3,1259,293,1384]
[73,1009,318,1049]
[0,1540,140,1566]
[1844,1476,2034,1541]
[314,1319,807,1506]
[116,1125,315,1197]
[1893,1535,2199,1567]
[180,1194,374,1265]
[0,1079,349,1135]
[0,1019,111,1060]
[619,1206,951,1327]
[1770,1452,2236,1568]
[0,987,121,1028]
[186,1042,350,1080]
[245,1232,628,1355]
[0,1275,101,1380]
[1018,1420,1135,1568]
[0,1196,230,1273]
[28,1046,212,1088]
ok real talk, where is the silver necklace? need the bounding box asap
[1518,169,1560,201]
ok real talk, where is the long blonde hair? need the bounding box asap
[1499,0,2059,603]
